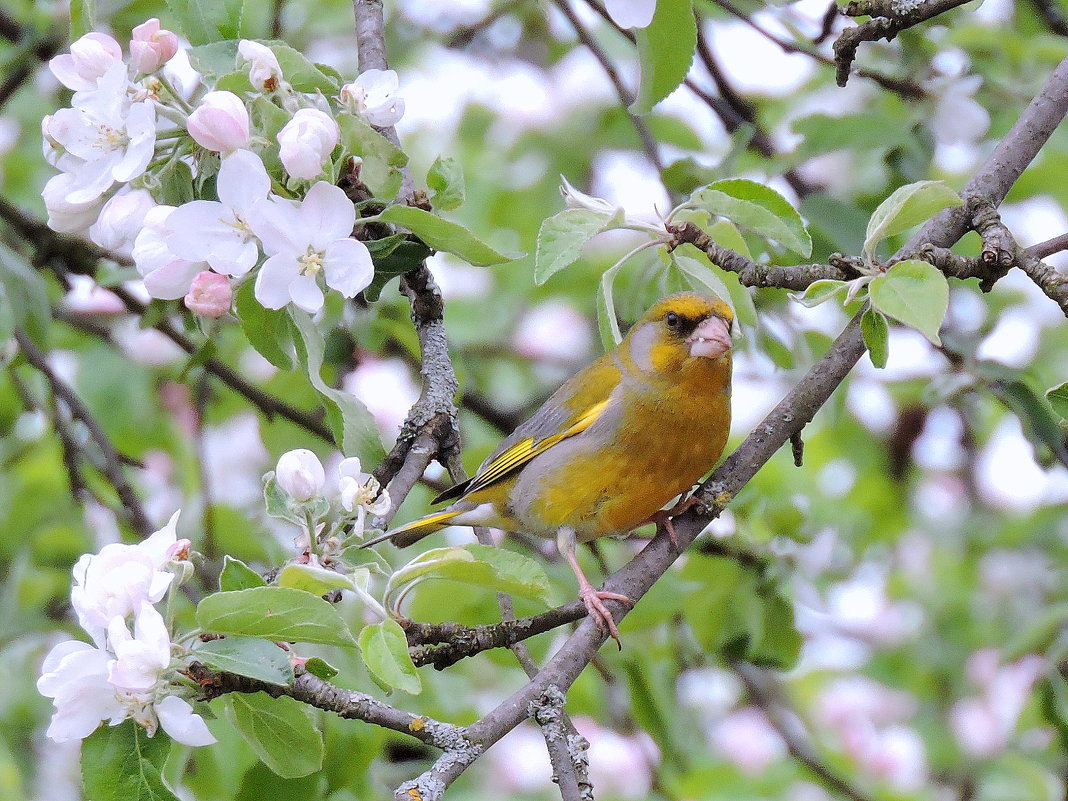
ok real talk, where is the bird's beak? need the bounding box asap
[687,316,732,359]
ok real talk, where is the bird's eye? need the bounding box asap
[666,312,679,328]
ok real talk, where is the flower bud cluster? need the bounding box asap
[37,512,216,746]
[41,25,407,315]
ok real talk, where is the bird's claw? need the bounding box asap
[578,584,633,649]
[647,493,701,550]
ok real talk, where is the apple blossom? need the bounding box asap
[129,19,179,74]
[36,640,124,742]
[133,205,206,299]
[49,32,123,92]
[184,271,233,318]
[276,449,326,502]
[339,69,405,127]
[88,188,157,256]
[277,108,339,179]
[559,175,620,216]
[338,457,391,530]
[248,182,373,312]
[605,0,656,29]
[42,172,105,235]
[238,39,282,92]
[164,148,271,277]
[70,511,183,647]
[186,91,251,153]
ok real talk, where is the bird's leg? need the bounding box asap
[557,527,632,648]
[645,492,700,549]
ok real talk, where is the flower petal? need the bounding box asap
[323,238,374,297]
[254,254,300,309]
[300,182,355,245]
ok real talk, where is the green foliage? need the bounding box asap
[686,179,813,258]
[868,259,949,345]
[426,155,465,211]
[225,693,324,778]
[193,637,295,685]
[219,556,267,591]
[864,179,963,257]
[632,0,697,114]
[196,587,359,647]
[377,205,520,267]
[82,721,178,801]
[357,619,422,694]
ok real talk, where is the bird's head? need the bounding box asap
[623,292,734,376]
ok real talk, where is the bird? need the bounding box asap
[365,292,734,644]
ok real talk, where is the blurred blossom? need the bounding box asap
[129,19,179,74]
[275,449,326,502]
[707,18,814,95]
[677,666,743,725]
[396,0,491,32]
[482,724,553,793]
[949,651,1046,758]
[113,320,185,366]
[816,677,918,731]
[342,357,419,439]
[239,347,279,381]
[184,271,233,318]
[277,108,339,179]
[202,413,270,506]
[912,406,965,472]
[825,564,923,646]
[817,459,857,499]
[238,39,282,91]
[428,253,493,299]
[513,300,593,363]
[574,717,657,799]
[977,417,1068,510]
[976,309,1040,367]
[605,0,656,28]
[88,188,156,257]
[861,725,927,791]
[592,150,670,223]
[186,91,251,153]
[140,450,184,525]
[62,274,125,315]
[928,74,989,145]
[979,549,1052,600]
[710,707,787,774]
[340,69,405,127]
[49,32,122,92]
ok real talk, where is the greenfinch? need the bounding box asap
[368,292,734,642]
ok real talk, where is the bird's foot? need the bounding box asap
[646,493,701,549]
[577,582,633,649]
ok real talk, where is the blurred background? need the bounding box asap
[2,0,1068,798]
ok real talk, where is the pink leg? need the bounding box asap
[558,529,632,647]
[644,493,700,549]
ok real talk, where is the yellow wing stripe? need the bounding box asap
[462,399,609,497]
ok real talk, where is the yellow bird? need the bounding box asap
[368,292,734,643]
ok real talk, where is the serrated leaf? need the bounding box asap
[632,0,697,114]
[386,544,553,606]
[82,721,179,801]
[358,620,422,695]
[1047,382,1068,422]
[196,587,358,647]
[337,115,407,198]
[276,563,355,595]
[862,307,889,368]
[235,278,293,370]
[194,637,294,685]
[791,279,848,308]
[220,556,267,592]
[226,693,323,778]
[864,180,962,256]
[378,205,520,267]
[688,179,812,258]
[289,309,384,462]
[868,259,948,345]
[262,474,302,525]
[535,209,614,285]
[427,155,465,211]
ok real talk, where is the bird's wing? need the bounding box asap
[433,354,621,504]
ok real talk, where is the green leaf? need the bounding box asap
[365,239,434,301]
[226,693,323,778]
[673,253,734,312]
[868,259,949,345]
[862,307,889,368]
[427,156,466,211]
[748,593,802,670]
[386,544,553,606]
[791,279,849,308]
[703,218,751,260]
[196,587,358,647]
[303,657,339,680]
[235,281,293,371]
[154,159,195,207]
[289,309,384,462]
[164,0,244,45]
[276,563,355,595]
[220,556,267,592]
[534,209,615,285]
[596,263,623,351]
[337,115,408,198]
[1047,382,1068,422]
[864,180,963,257]
[688,179,812,258]
[790,112,913,163]
[82,721,179,801]
[69,0,96,39]
[378,205,521,267]
[631,0,697,114]
[985,379,1068,468]
[0,245,51,348]
[358,619,422,695]
[263,41,339,93]
[194,637,294,685]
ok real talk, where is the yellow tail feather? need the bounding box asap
[360,509,464,549]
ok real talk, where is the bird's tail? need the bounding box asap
[359,509,465,549]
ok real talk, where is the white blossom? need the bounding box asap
[275,449,326,501]
[238,40,282,91]
[186,91,251,153]
[605,0,656,29]
[133,205,206,299]
[129,19,179,74]
[338,457,391,532]
[49,32,123,92]
[36,640,124,742]
[89,187,157,257]
[42,172,105,235]
[339,69,405,127]
[248,182,373,312]
[277,108,339,180]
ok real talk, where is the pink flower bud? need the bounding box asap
[275,449,325,502]
[277,108,339,179]
[186,91,250,154]
[129,18,179,74]
[238,40,282,92]
[49,32,122,92]
[183,271,232,318]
